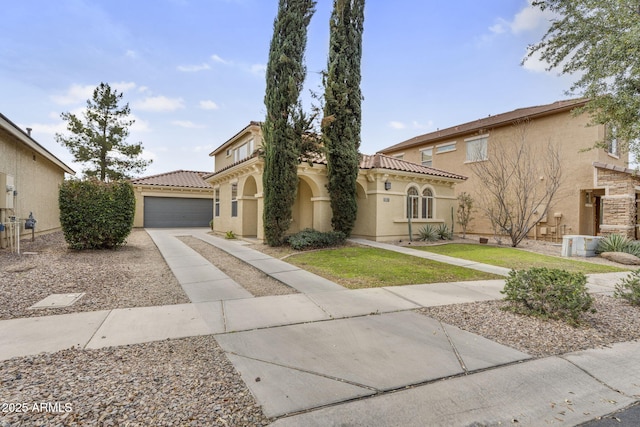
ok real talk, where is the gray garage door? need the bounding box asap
[144,197,213,228]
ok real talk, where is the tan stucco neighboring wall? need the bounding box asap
[132,185,214,227]
[383,111,627,239]
[0,127,67,240]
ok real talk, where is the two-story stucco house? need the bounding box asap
[205,122,467,242]
[0,113,75,249]
[381,99,637,239]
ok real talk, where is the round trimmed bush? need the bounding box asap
[59,179,135,250]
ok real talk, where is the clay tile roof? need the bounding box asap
[301,152,466,180]
[361,153,467,180]
[382,98,589,153]
[131,170,213,189]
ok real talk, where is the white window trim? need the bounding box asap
[421,186,435,219]
[435,141,456,154]
[406,185,420,219]
[420,147,433,167]
[464,134,489,163]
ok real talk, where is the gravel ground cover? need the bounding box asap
[0,336,270,426]
[0,230,189,320]
[2,230,639,426]
[421,295,640,357]
[177,236,297,297]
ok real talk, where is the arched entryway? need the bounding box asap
[291,178,314,233]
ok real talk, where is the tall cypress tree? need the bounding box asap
[323,0,365,236]
[262,0,316,246]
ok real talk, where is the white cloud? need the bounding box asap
[211,54,232,65]
[177,63,211,72]
[133,96,185,112]
[250,63,267,75]
[199,100,219,110]
[51,84,95,105]
[129,114,151,132]
[112,81,137,93]
[493,1,556,36]
[20,121,67,136]
[52,82,138,105]
[125,50,137,59]
[389,121,406,130]
[171,120,205,129]
[522,49,549,73]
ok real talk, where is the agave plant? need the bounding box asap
[418,225,438,242]
[436,224,453,240]
[596,233,631,254]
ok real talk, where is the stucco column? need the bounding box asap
[311,197,332,232]
[255,192,264,241]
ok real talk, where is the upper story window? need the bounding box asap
[436,142,456,154]
[421,148,433,167]
[607,126,619,157]
[233,138,254,163]
[392,153,404,160]
[465,135,488,162]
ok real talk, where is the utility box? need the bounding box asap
[0,173,15,209]
[562,235,603,257]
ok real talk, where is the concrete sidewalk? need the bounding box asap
[0,228,635,426]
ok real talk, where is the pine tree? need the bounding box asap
[262,0,316,246]
[56,82,150,181]
[323,0,365,236]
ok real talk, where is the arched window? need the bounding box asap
[407,187,419,219]
[422,188,434,219]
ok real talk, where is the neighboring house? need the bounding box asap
[205,122,467,242]
[0,113,75,248]
[131,170,214,228]
[380,99,634,239]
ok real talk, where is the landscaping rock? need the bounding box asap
[600,252,640,265]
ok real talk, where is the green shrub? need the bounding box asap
[614,269,640,306]
[624,241,640,258]
[59,180,135,250]
[418,225,438,242]
[501,267,594,326]
[225,230,236,239]
[597,233,632,254]
[436,224,453,240]
[288,228,346,251]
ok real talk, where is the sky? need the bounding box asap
[0,0,576,178]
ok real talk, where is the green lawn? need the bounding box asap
[416,244,627,274]
[286,246,502,289]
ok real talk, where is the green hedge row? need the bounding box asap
[59,180,135,250]
[288,228,346,251]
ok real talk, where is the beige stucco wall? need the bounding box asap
[0,127,67,245]
[207,156,461,242]
[132,186,214,228]
[212,124,262,172]
[350,170,458,241]
[383,111,627,239]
